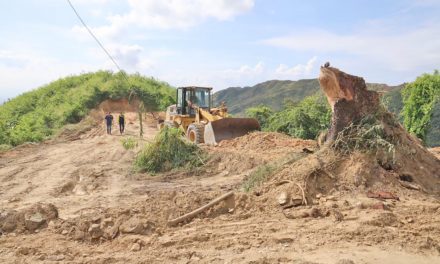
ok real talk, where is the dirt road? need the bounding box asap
[1,113,439,263]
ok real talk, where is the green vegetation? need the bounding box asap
[0,71,175,147]
[245,95,331,140]
[242,164,276,192]
[245,105,273,128]
[135,127,205,173]
[265,95,331,139]
[382,86,404,121]
[121,137,138,150]
[402,71,440,144]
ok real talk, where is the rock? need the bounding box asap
[310,208,322,218]
[332,210,344,222]
[73,229,86,241]
[88,224,103,239]
[24,213,45,231]
[291,198,303,207]
[283,209,310,219]
[130,243,141,252]
[2,220,17,233]
[61,230,69,235]
[326,195,337,201]
[336,259,355,264]
[15,247,30,256]
[277,192,289,206]
[370,202,387,210]
[120,217,155,235]
[104,225,119,240]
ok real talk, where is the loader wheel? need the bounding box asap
[186,123,205,144]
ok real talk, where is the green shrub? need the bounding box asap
[135,127,205,173]
[245,105,273,128]
[121,137,138,150]
[402,70,440,143]
[265,95,331,139]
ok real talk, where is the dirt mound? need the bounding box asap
[218,132,316,151]
[215,132,316,161]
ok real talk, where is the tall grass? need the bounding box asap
[121,137,138,150]
[135,127,205,173]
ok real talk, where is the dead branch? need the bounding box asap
[167,191,234,227]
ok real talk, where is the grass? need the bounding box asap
[242,164,276,192]
[121,137,138,150]
[242,152,308,192]
[134,127,206,173]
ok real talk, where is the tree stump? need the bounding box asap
[319,65,380,142]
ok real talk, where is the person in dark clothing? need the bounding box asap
[105,112,114,134]
[118,112,125,134]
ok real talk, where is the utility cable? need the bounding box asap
[66,0,124,73]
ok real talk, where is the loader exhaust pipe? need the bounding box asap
[204,118,260,145]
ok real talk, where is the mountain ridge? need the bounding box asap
[213,79,404,116]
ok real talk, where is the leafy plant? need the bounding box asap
[245,105,273,128]
[402,70,440,142]
[135,127,205,173]
[265,95,331,139]
[121,137,138,150]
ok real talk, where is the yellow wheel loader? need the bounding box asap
[159,86,260,145]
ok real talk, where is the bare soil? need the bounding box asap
[1,108,440,263]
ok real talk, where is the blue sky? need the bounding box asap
[1,0,440,101]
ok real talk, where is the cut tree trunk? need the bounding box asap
[318,65,380,142]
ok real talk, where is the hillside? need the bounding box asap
[0,71,175,147]
[213,79,404,116]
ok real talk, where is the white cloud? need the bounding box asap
[275,56,317,77]
[80,0,255,39]
[263,23,440,72]
[230,61,264,75]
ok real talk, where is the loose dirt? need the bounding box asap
[1,107,439,263]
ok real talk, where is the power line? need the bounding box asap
[66,0,123,73]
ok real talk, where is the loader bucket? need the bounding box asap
[204,118,260,145]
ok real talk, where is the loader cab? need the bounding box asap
[176,86,212,116]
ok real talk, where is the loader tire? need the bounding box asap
[186,123,205,144]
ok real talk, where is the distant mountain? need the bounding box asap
[213,79,404,116]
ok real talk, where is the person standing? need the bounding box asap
[105,112,114,134]
[118,112,125,134]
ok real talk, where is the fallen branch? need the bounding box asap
[167,191,234,227]
[399,181,421,191]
